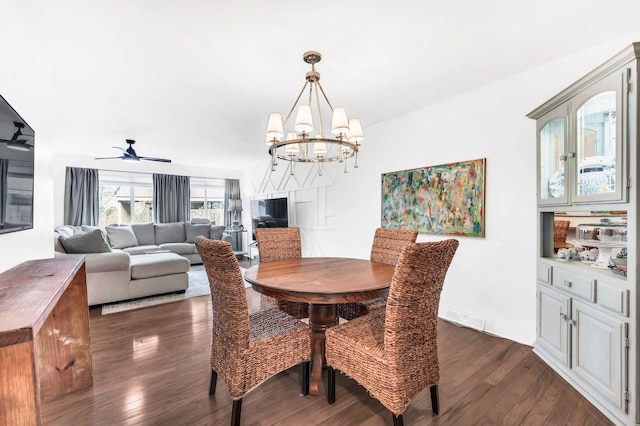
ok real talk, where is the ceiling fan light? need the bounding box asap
[122,156,140,163]
[5,141,31,151]
[331,107,349,135]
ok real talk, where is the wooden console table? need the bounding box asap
[0,257,93,425]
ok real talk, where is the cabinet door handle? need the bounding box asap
[563,280,572,288]
[559,155,567,161]
[560,313,567,321]
[566,152,575,159]
[568,319,577,326]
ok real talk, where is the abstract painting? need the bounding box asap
[381,158,486,237]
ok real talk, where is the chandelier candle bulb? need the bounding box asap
[331,107,350,135]
[294,104,314,133]
[347,118,364,142]
[266,112,284,140]
[313,141,327,154]
[285,133,299,154]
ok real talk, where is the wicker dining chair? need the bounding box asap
[255,227,309,318]
[337,228,418,320]
[194,237,311,426]
[326,239,459,426]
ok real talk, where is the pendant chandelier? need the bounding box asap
[264,51,364,176]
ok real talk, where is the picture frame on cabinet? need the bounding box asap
[380,158,486,237]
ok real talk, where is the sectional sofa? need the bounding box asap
[54,221,232,305]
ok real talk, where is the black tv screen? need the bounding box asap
[0,94,34,235]
[251,197,288,239]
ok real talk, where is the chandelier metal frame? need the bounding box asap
[265,51,364,175]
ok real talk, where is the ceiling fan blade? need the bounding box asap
[95,156,124,160]
[139,156,172,163]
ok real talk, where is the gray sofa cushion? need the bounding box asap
[155,222,186,244]
[106,225,139,249]
[59,229,112,254]
[122,245,161,255]
[185,223,210,243]
[210,225,227,240]
[130,252,190,279]
[158,243,196,255]
[131,223,156,245]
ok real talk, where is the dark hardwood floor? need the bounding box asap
[41,279,613,425]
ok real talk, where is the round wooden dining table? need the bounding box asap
[244,257,396,396]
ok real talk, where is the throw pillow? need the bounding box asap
[59,229,112,254]
[131,223,156,245]
[210,225,227,240]
[105,225,139,249]
[154,222,186,244]
[185,223,211,243]
[190,217,211,225]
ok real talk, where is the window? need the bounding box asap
[98,171,226,226]
[190,177,225,225]
[98,171,153,226]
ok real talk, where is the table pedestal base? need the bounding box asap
[308,303,338,396]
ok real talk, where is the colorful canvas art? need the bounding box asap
[381,158,486,237]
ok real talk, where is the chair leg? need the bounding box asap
[430,384,439,414]
[327,366,336,404]
[392,413,403,426]
[231,399,242,426]
[209,370,218,395]
[300,361,310,396]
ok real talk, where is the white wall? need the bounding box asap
[248,33,640,345]
[0,0,55,272]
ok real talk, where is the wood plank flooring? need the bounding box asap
[41,287,613,425]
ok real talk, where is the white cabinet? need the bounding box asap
[536,284,570,366]
[535,273,629,415]
[533,68,627,206]
[572,299,626,410]
[529,43,639,425]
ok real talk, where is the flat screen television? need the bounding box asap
[0,94,34,235]
[250,197,289,240]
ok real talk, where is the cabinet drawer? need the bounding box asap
[597,280,629,317]
[537,263,552,284]
[552,268,595,302]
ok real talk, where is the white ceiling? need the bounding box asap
[14,0,640,170]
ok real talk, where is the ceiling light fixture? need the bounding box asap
[1,122,33,151]
[264,51,364,176]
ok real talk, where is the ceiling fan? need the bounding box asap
[0,122,33,152]
[95,139,171,163]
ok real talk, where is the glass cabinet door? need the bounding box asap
[538,115,567,204]
[571,72,625,204]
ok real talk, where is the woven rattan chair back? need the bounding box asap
[195,236,312,426]
[255,227,302,262]
[195,238,251,355]
[255,227,308,318]
[385,239,459,363]
[337,228,418,320]
[326,239,459,425]
[370,228,419,265]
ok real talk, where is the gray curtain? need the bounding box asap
[224,178,241,228]
[153,173,190,223]
[64,167,100,225]
[0,159,7,226]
